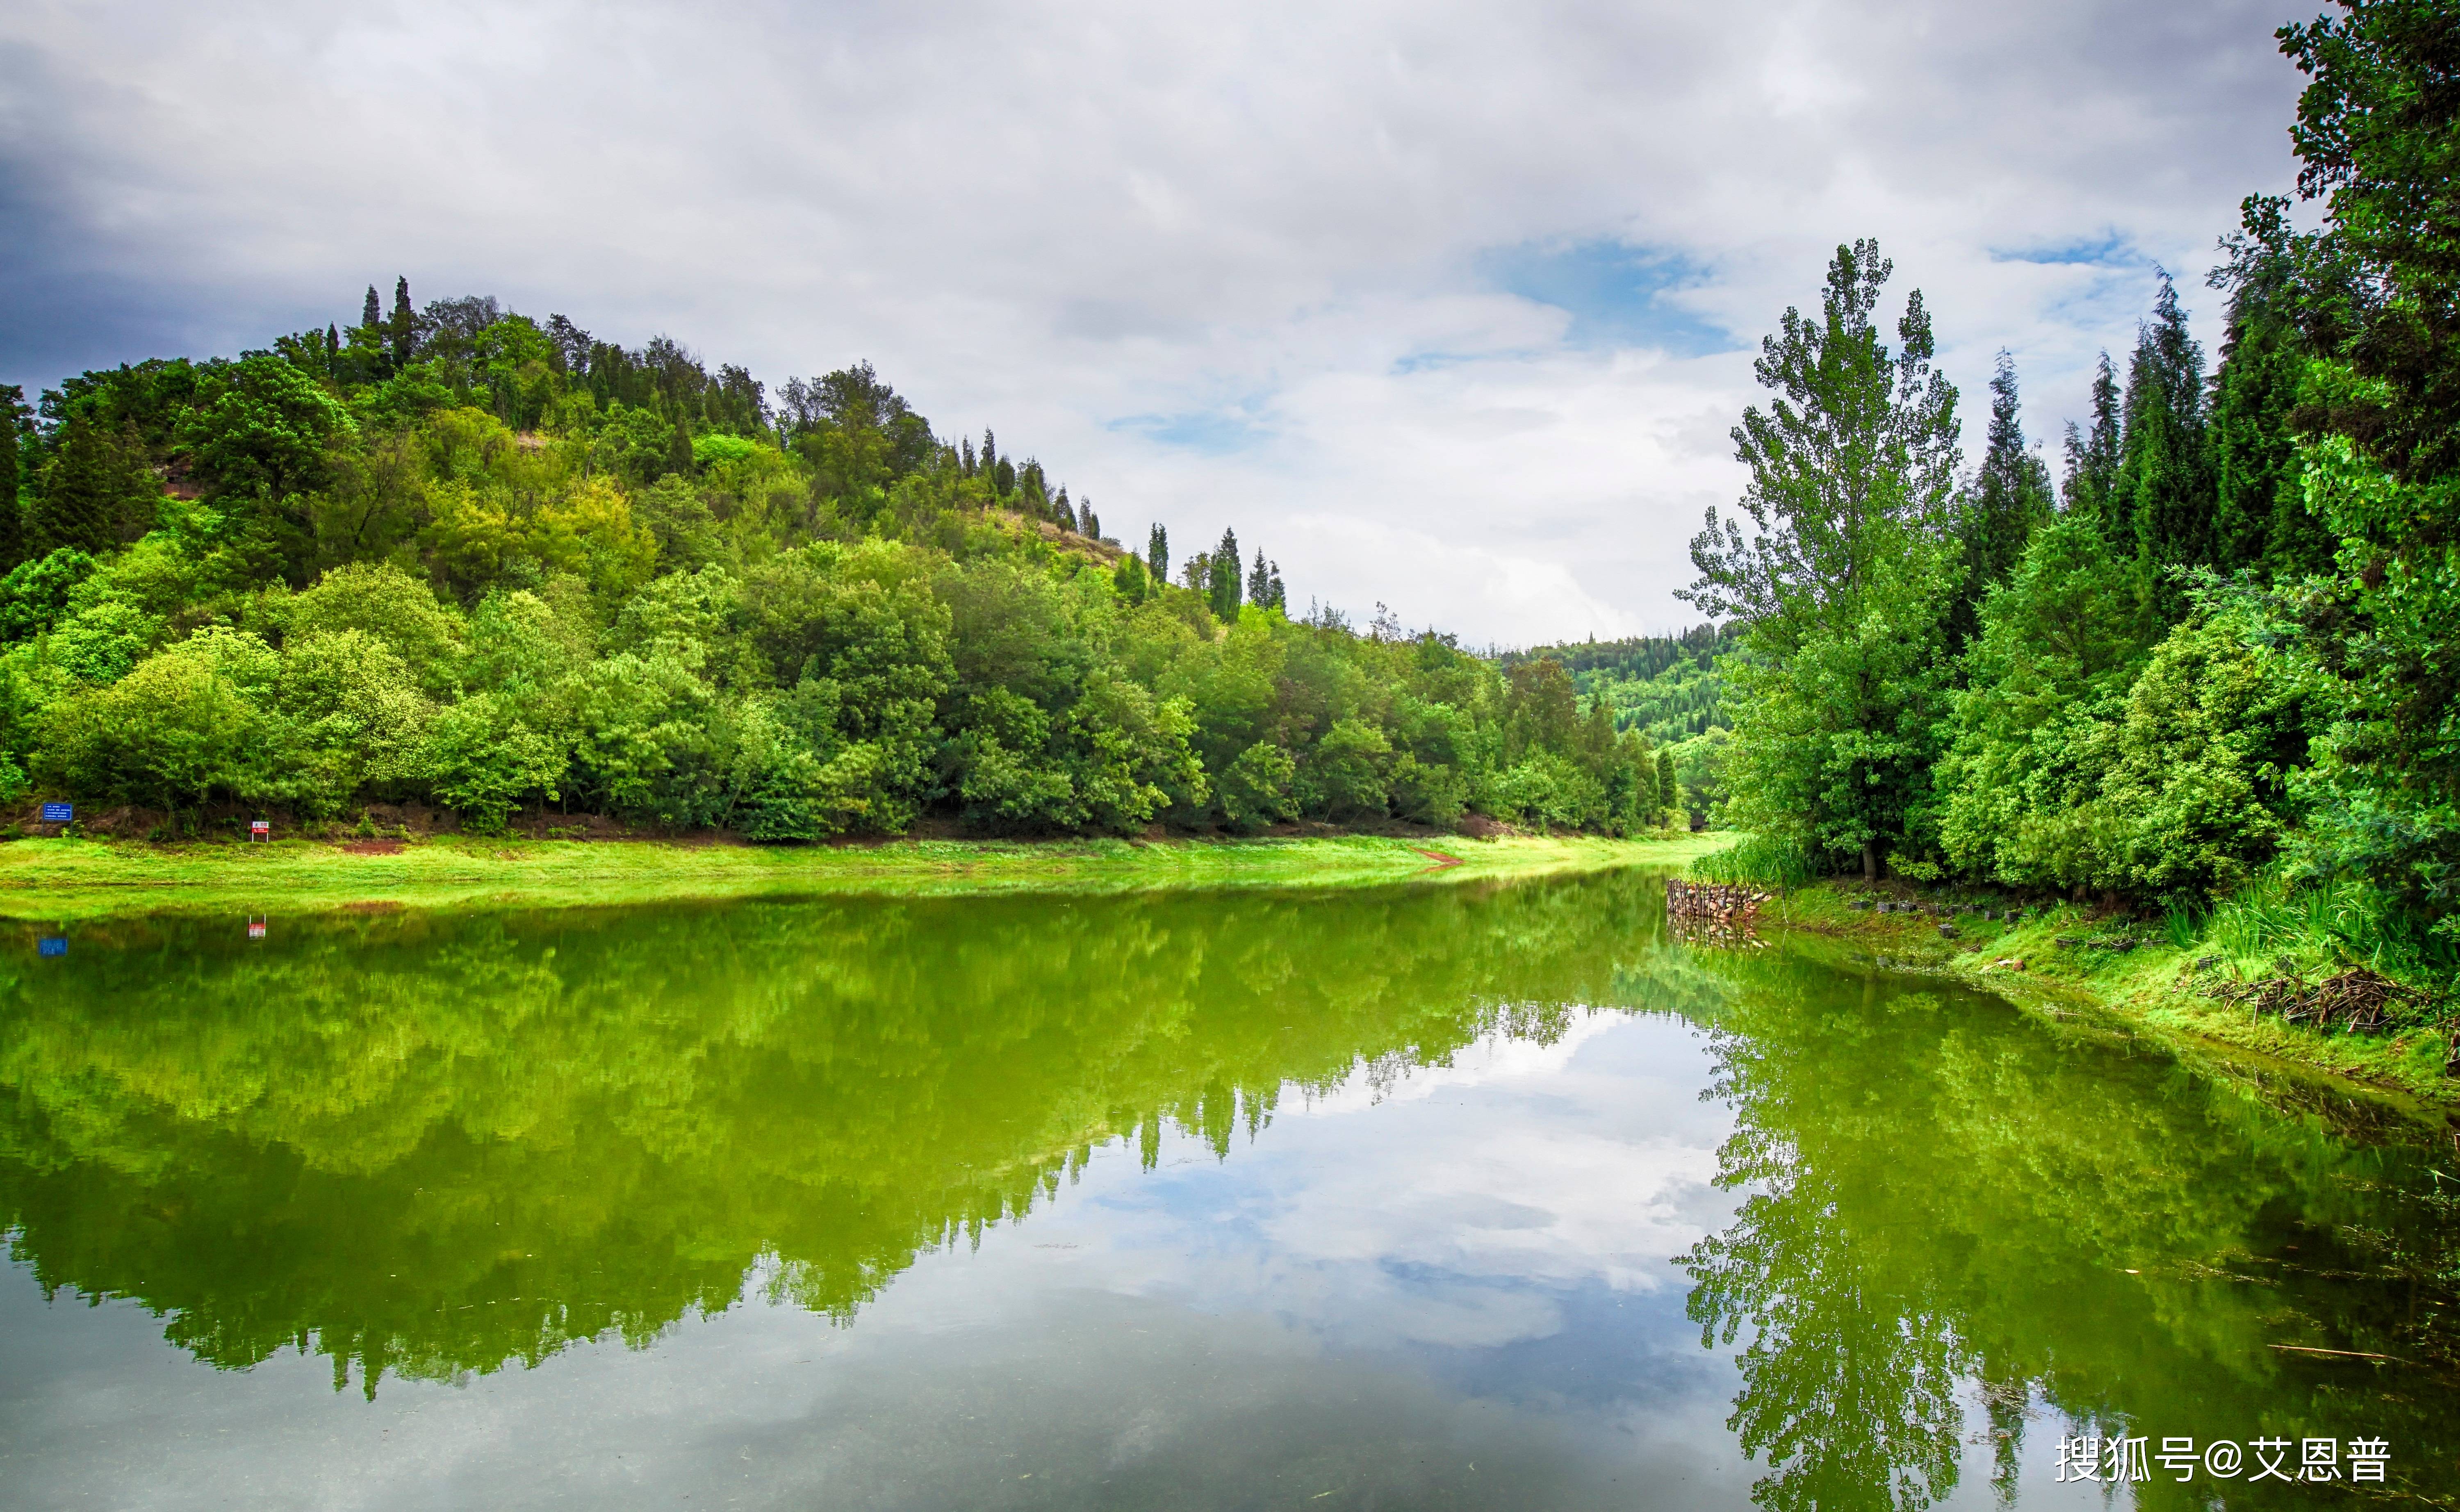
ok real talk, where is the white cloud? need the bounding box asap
[0,0,2307,641]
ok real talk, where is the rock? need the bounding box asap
[1938,925,1958,939]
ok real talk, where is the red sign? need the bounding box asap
[247,920,266,940]
[250,820,270,839]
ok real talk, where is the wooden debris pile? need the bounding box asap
[1666,879,1770,947]
[2206,963,2425,1035]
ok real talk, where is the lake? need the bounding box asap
[2,869,2452,1508]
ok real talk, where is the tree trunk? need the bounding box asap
[1862,839,1878,882]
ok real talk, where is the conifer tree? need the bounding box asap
[1656,748,1680,817]
[2116,275,2214,621]
[1146,523,1168,583]
[2061,352,2122,524]
[1055,486,1073,530]
[1265,562,1286,612]
[1082,502,1100,540]
[0,385,24,572]
[388,277,416,369]
[2208,196,2334,578]
[1246,549,1271,606]
[665,421,694,479]
[959,437,976,475]
[1208,528,1242,619]
[1948,352,2055,646]
[35,411,138,555]
[361,285,382,332]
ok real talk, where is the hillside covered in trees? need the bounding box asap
[1689,0,2459,986]
[0,294,1688,839]
[1506,624,1738,825]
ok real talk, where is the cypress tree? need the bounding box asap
[1246,549,1271,606]
[389,277,416,369]
[1146,523,1168,583]
[325,323,339,360]
[361,285,382,331]
[2116,275,2214,621]
[2061,352,2121,524]
[1208,528,1242,619]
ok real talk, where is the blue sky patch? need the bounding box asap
[1476,239,1738,358]
[1106,405,1271,455]
[1991,231,2137,267]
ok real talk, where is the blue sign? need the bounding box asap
[37,937,66,958]
[40,802,72,823]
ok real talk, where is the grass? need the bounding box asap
[0,828,1734,924]
[1763,878,2459,1111]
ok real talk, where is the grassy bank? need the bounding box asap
[1759,881,2458,1111]
[1,829,1730,924]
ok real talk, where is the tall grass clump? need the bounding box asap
[1691,833,1815,890]
[2200,862,2455,998]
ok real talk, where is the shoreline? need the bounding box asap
[1,830,1728,925]
[1754,881,2460,1117]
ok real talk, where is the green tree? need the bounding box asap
[2268,0,2460,934]
[1207,528,1241,620]
[1683,239,1961,879]
[35,411,154,556]
[2059,353,2122,521]
[388,277,416,369]
[34,628,280,820]
[1146,522,1168,583]
[2114,275,2214,621]
[1656,747,1680,819]
[1948,352,2052,648]
[0,384,26,572]
[2208,196,2336,578]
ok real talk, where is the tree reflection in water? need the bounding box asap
[0,877,1659,1397]
[1672,942,2460,1511]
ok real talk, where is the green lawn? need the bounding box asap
[1,829,1732,923]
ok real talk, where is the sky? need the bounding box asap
[0,0,2314,646]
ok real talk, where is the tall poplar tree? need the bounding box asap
[1683,239,1962,879]
[1146,523,1168,583]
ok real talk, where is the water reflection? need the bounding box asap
[1676,944,2460,1510]
[1,880,1656,1398]
[2,874,2455,1509]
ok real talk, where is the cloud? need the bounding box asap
[0,0,2307,641]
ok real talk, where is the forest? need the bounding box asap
[0,307,1690,840]
[1686,0,2459,984]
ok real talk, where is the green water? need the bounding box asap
[1,872,2452,1509]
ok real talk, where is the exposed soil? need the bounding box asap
[337,839,405,856]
